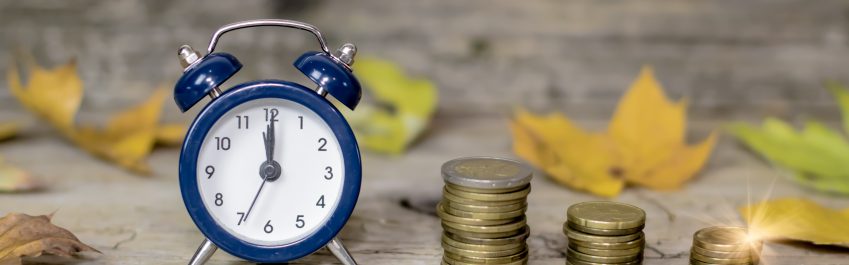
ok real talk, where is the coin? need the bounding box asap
[445,225,530,245]
[445,184,531,202]
[567,201,645,230]
[443,188,526,206]
[566,257,643,265]
[693,226,757,252]
[691,251,752,264]
[443,199,527,213]
[442,157,533,189]
[566,221,644,236]
[444,202,526,220]
[692,245,751,259]
[567,234,644,250]
[443,255,528,265]
[442,234,524,251]
[447,182,528,194]
[567,247,642,263]
[442,217,527,234]
[444,247,528,264]
[569,243,643,256]
[437,203,519,225]
[442,224,523,239]
[442,241,526,258]
[565,226,644,243]
[689,258,753,265]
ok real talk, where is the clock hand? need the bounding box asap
[245,119,279,222]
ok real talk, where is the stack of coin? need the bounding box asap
[564,201,646,265]
[690,226,762,265]
[438,157,534,265]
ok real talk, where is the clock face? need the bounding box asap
[196,98,344,246]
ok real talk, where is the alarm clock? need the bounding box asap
[173,19,362,265]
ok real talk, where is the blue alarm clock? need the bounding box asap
[173,20,362,265]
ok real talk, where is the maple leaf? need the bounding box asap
[342,57,438,154]
[7,55,184,174]
[740,198,849,248]
[510,66,717,196]
[0,213,99,265]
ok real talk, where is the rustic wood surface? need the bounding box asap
[2,0,849,264]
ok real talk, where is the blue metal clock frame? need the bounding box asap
[178,80,362,262]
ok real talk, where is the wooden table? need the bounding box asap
[2,116,848,264]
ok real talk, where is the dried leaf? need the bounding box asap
[510,66,717,196]
[0,123,20,142]
[0,213,99,265]
[343,57,438,154]
[155,124,187,146]
[7,56,185,174]
[0,159,41,193]
[740,198,849,248]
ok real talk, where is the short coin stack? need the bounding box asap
[564,201,646,265]
[690,226,762,265]
[438,157,533,265]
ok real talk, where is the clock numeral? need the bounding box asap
[205,165,215,179]
[215,137,231,151]
[295,215,305,228]
[264,220,274,234]
[316,195,326,208]
[317,138,328,151]
[236,212,245,225]
[264,108,279,122]
[324,166,333,180]
[214,193,223,206]
[298,116,304,130]
[236,115,249,129]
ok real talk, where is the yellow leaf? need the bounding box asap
[155,124,187,146]
[0,159,41,193]
[0,123,20,142]
[7,58,82,132]
[740,198,849,247]
[509,66,716,196]
[344,57,438,154]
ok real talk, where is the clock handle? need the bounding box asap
[187,238,218,265]
[327,237,358,265]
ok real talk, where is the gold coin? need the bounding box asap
[443,254,528,265]
[443,188,526,206]
[442,241,526,258]
[443,224,524,239]
[568,234,644,250]
[689,258,753,265]
[446,182,528,194]
[442,217,527,234]
[442,234,524,251]
[567,201,646,230]
[444,202,526,220]
[445,225,530,245]
[565,221,644,236]
[437,203,519,226]
[566,257,642,265]
[567,247,642,264]
[444,247,528,264]
[443,199,527,213]
[692,245,751,259]
[691,251,752,264]
[693,226,759,252]
[441,157,533,190]
[568,243,643,256]
[445,184,531,202]
[565,226,643,243]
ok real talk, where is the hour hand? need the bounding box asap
[262,122,275,162]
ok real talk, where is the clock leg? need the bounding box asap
[326,237,358,265]
[188,238,218,265]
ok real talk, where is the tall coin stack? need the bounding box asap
[690,226,762,265]
[439,157,534,265]
[564,201,646,265]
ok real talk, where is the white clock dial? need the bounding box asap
[196,98,344,246]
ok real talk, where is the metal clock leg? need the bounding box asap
[326,237,358,265]
[188,238,218,265]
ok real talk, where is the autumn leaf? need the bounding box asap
[7,56,184,174]
[343,57,438,154]
[0,213,99,265]
[510,66,717,196]
[740,198,849,248]
[0,159,41,193]
[0,123,20,142]
[727,84,849,195]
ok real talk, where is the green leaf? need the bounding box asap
[827,82,849,135]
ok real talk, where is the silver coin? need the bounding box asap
[442,157,533,189]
